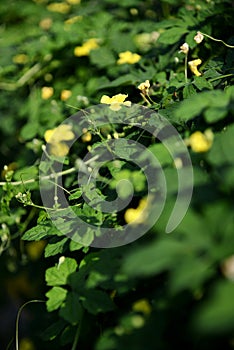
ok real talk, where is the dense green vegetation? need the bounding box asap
[0,0,234,349]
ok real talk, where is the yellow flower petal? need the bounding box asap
[100,95,112,104]
[44,124,75,143]
[117,51,141,65]
[49,142,70,157]
[60,89,72,101]
[41,86,54,100]
[109,103,122,111]
[111,93,128,103]
[188,59,202,77]
[47,2,70,13]
[12,54,29,64]
[74,38,99,57]
[189,131,213,153]
[132,299,152,315]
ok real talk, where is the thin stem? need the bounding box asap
[71,310,84,350]
[209,73,234,82]
[0,166,76,186]
[200,32,234,48]
[184,53,188,83]
[15,300,45,350]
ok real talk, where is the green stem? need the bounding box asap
[0,167,76,186]
[209,73,234,82]
[71,311,84,350]
[184,53,188,83]
[15,300,45,350]
[200,32,234,48]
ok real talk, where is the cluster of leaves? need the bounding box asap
[0,0,234,349]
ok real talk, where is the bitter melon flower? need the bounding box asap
[194,31,204,44]
[12,54,28,64]
[47,2,70,13]
[74,38,99,57]
[117,51,141,65]
[132,299,152,316]
[66,0,81,4]
[188,59,202,77]
[179,43,189,54]
[100,94,131,111]
[188,130,213,153]
[60,89,72,101]
[44,124,75,156]
[124,198,148,225]
[138,80,150,95]
[41,86,54,100]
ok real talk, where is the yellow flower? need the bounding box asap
[194,31,204,44]
[12,54,28,64]
[188,59,202,77]
[137,80,150,95]
[179,43,189,54]
[64,15,82,25]
[44,124,75,157]
[47,2,70,13]
[39,17,53,30]
[60,89,72,101]
[74,38,99,57]
[81,131,92,142]
[188,130,213,153]
[100,93,131,111]
[124,198,148,225]
[66,0,81,4]
[132,299,152,315]
[41,86,54,100]
[117,51,141,65]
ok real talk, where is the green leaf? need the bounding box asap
[81,290,115,314]
[183,84,197,99]
[69,189,82,200]
[207,124,234,165]
[157,27,188,45]
[193,76,213,91]
[59,292,83,324]
[148,143,173,166]
[122,239,186,277]
[46,286,67,312]
[22,224,50,241]
[44,238,68,258]
[193,281,234,333]
[90,47,116,68]
[46,257,78,286]
[174,90,229,122]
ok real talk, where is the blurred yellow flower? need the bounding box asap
[100,93,131,111]
[12,54,28,64]
[44,124,75,156]
[188,59,202,76]
[81,131,92,142]
[39,17,53,30]
[60,89,72,101]
[124,198,148,225]
[117,51,141,65]
[132,299,152,315]
[47,2,70,13]
[74,38,99,57]
[41,86,54,100]
[66,0,81,4]
[26,241,46,261]
[64,15,82,25]
[188,130,213,153]
[19,337,36,350]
